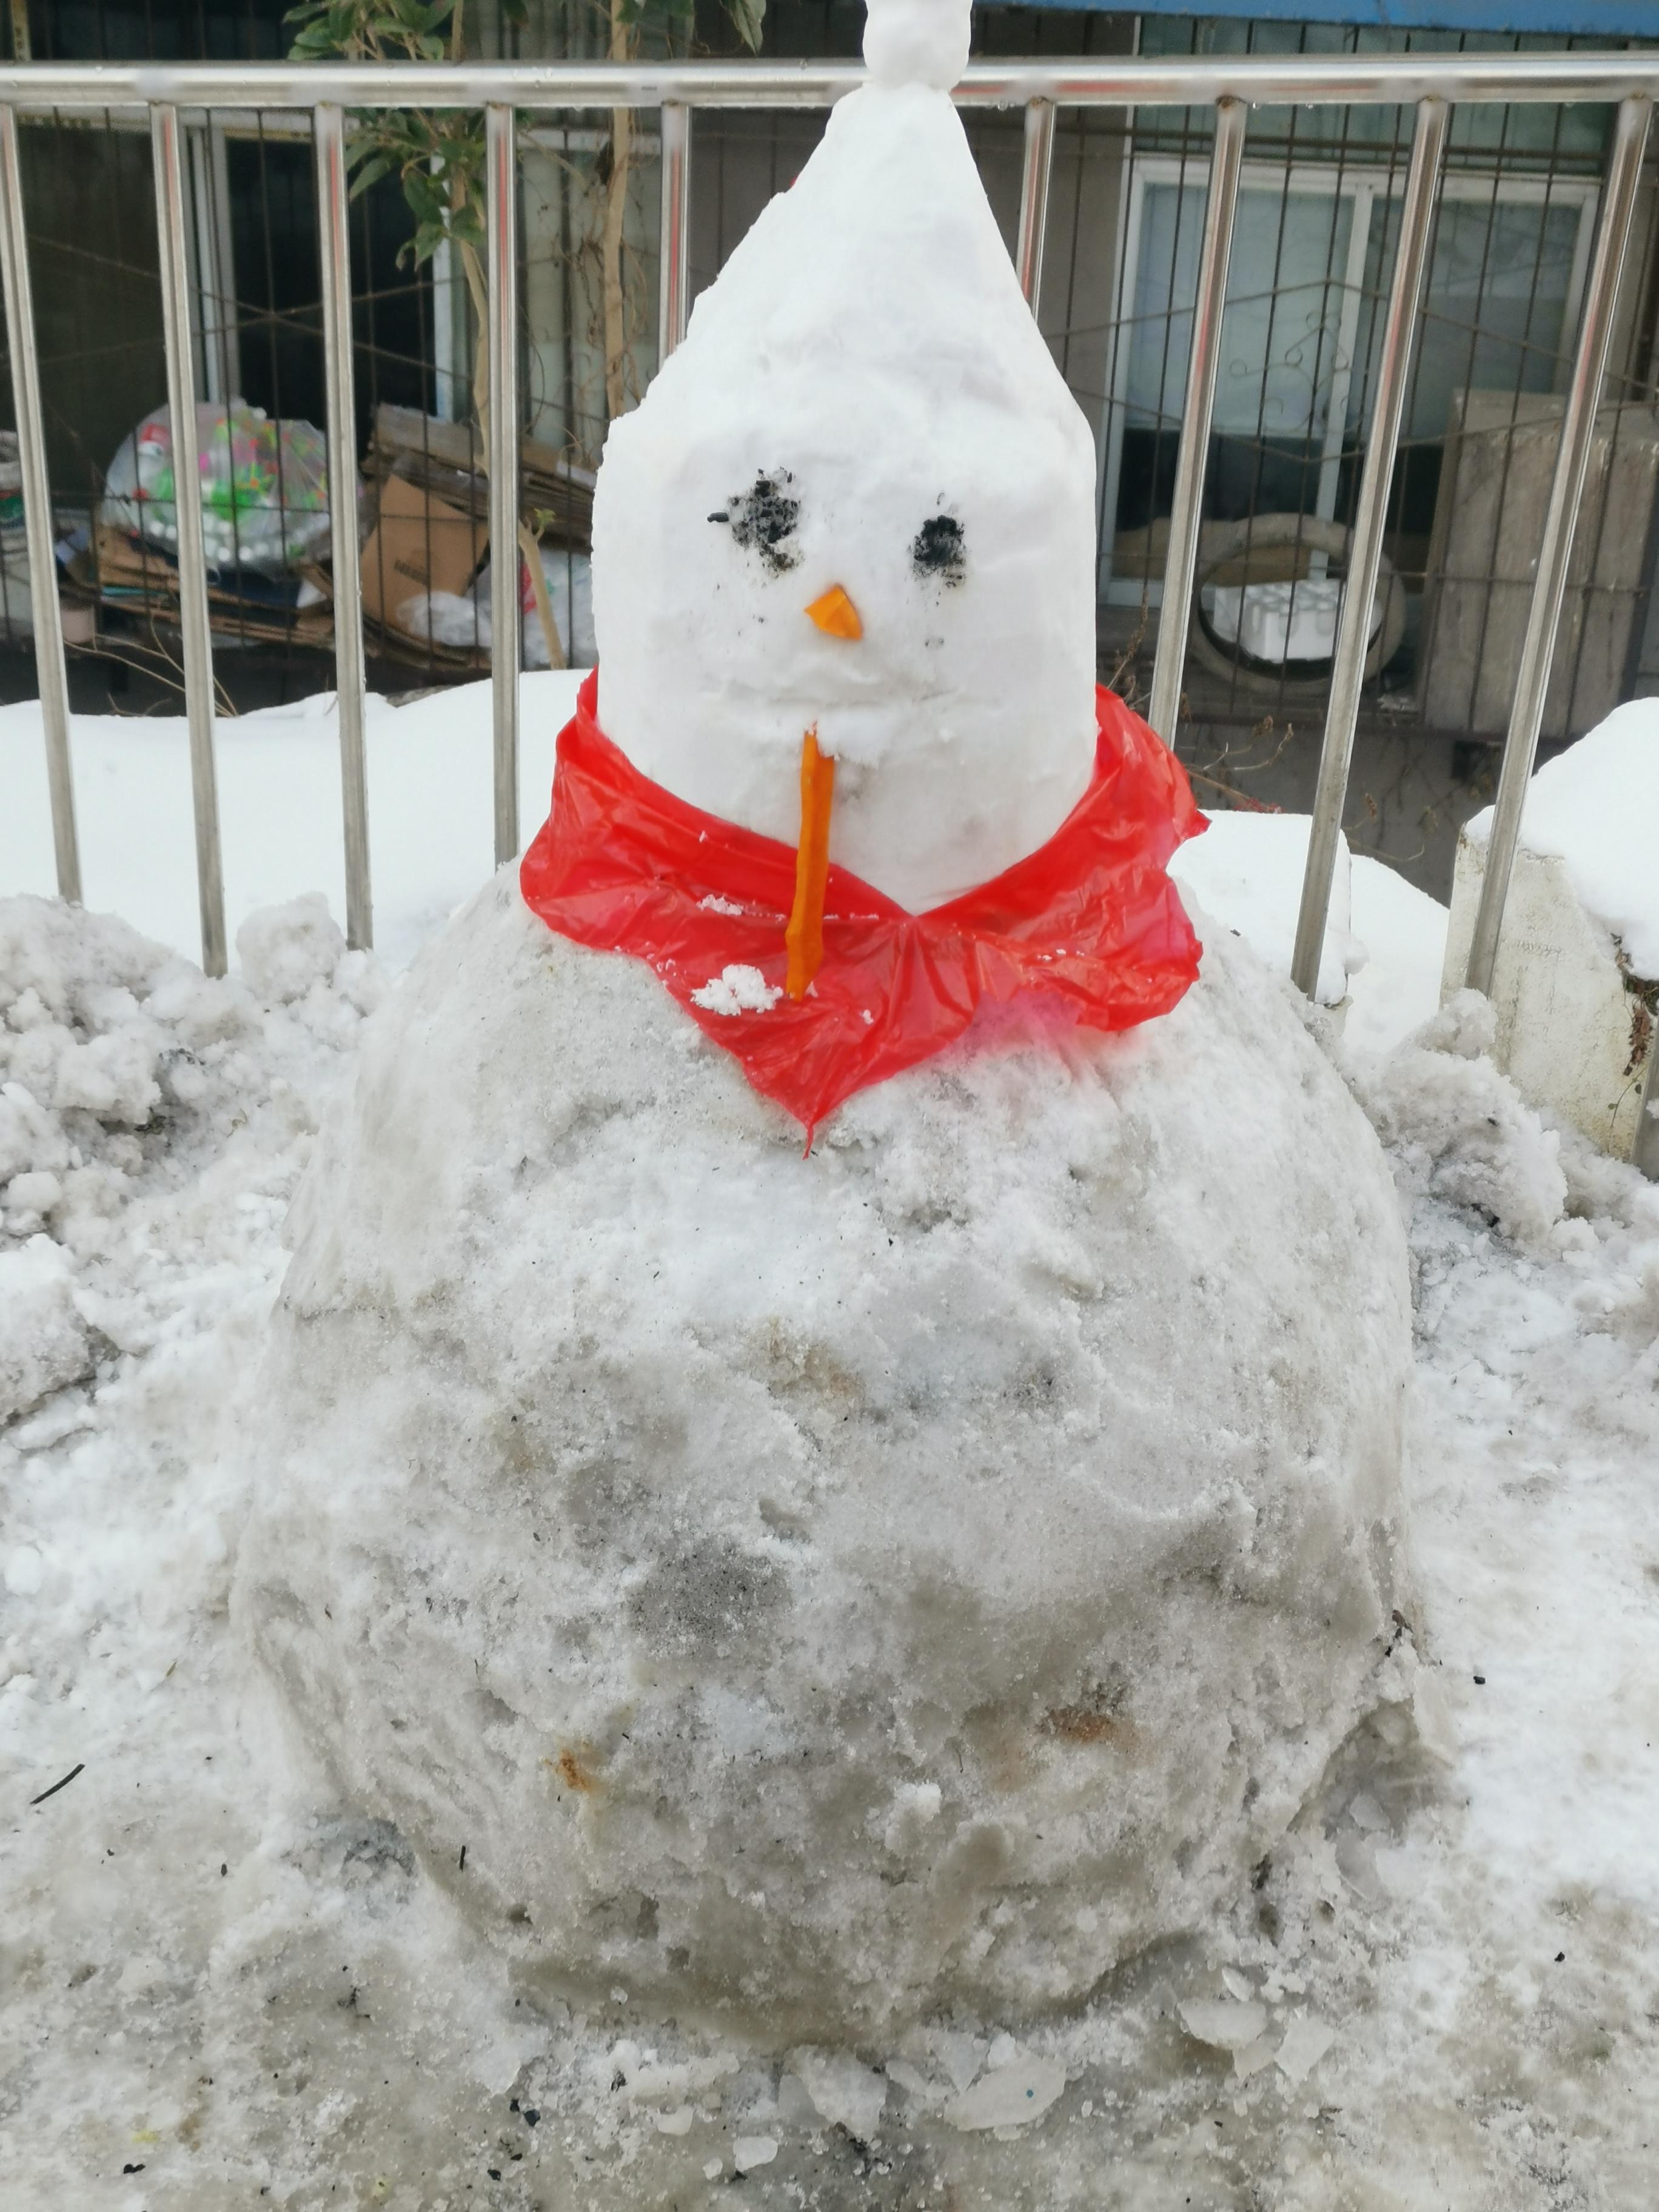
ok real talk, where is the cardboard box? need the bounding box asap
[360,468,487,630]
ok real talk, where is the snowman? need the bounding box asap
[238,0,1414,2045]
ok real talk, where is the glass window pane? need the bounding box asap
[1354,193,1584,442]
[1126,181,1355,442]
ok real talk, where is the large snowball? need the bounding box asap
[238,882,1413,2042]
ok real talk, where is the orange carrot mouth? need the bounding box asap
[785,727,836,1001]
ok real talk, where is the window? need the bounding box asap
[1099,158,1599,601]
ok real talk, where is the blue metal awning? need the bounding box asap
[1007,0,1654,28]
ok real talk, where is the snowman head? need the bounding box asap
[590,0,1099,913]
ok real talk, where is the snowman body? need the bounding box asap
[236,0,1415,2041]
[240,881,1413,2040]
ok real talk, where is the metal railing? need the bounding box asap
[2,55,1657,1167]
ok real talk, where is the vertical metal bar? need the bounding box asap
[487,101,520,869]
[1016,95,1055,310]
[659,99,691,359]
[208,118,243,403]
[152,101,227,978]
[1291,96,1448,1000]
[1635,1041,1659,1182]
[186,120,221,402]
[315,104,371,952]
[1147,96,1245,745]
[1464,92,1654,1000]
[0,106,78,904]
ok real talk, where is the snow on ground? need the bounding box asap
[1172,806,1447,1056]
[18,680,1659,2204]
[1,867,1656,2202]
[0,671,586,974]
[2,677,1449,1057]
[1461,697,1659,979]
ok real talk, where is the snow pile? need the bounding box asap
[1462,696,1659,977]
[0,668,586,973]
[1173,809,1361,1009]
[1447,700,1656,1162]
[1173,809,1449,1056]
[6,887,1659,2203]
[592,0,1098,908]
[237,874,1413,2040]
[0,893,381,1429]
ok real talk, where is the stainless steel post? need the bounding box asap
[487,101,521,869]
[315,103,371,951]
[1635,1039,1659,1182]
[1463,92,1654,999]
[1146,96,1245,745]
[152,100,227,977]
[1291,96,1447,999]
[1016,95,1054,310]
[0,104,78,903]
[659,98,690,358]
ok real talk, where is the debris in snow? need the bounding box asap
[732,2133,778,2171]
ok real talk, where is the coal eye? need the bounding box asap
[715,472,801,575]
[912,513,965,585]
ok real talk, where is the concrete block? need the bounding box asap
[1443,832,1657,1164]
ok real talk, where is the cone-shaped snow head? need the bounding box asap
[591,0,1099,911]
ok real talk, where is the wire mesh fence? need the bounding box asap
[1,7,1656,905]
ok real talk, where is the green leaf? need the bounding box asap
[725,0,765,52]
[347,150,394,196]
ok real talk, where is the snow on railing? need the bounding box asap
[1,53,1657,1171]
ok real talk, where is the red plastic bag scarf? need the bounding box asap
[521,671,1205,1142]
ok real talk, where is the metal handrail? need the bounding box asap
[7,55,1659,109]
[0,55,1651,1053]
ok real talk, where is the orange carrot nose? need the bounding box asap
[804,584,862,640]
[785,728,836,1002]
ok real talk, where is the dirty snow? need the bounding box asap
[1,858,1656,2202]
[235,881,1413,2040]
